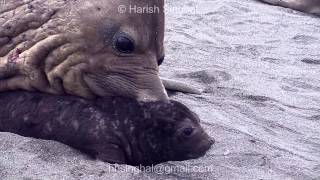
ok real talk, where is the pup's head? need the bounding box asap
[134,100,214,166]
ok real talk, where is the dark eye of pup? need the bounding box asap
[113,34,135,53]
[183,127,194,136]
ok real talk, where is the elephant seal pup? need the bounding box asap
[257,0,320,15]
[0,91,214,166]
[0,0,201,101]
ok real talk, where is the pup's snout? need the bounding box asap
[209,138,215,145]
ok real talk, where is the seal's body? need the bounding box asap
[0,91,214,166]
[258,0,320,15]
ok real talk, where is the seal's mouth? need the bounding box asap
[83,68,168,101]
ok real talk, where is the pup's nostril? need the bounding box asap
[209,138,215,145]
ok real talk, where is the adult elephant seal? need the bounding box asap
[0,91,214,166]
[257,0,320,15]
[0,0,199,102]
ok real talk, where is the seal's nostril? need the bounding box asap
[158,56,165,66]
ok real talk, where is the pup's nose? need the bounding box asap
[209,138,215,145]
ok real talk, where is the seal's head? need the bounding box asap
[129,100,214,166]
[60,0,168,101]
[0,0,168,102]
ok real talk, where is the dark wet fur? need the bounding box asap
[0,91,214,166]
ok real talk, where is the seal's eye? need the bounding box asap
[113,34,135,54]
[183,127,194,137]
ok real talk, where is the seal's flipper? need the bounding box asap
[161,78,202,95]
[258,0,287,6]
[257,0,320,15]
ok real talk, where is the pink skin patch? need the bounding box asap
[7,48,21,64]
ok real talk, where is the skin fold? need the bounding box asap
[0,91,214,166]
[257,0,320,15]
[0,0,200,102]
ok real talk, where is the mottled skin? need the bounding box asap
[0,91,214,166]
[257,0,320,15]
[0,0,200,102]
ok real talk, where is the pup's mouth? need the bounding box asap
[186,148,209,159]
[186,138,215,159]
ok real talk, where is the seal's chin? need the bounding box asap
[83,71,169,102]
[83,73,135,97]
[136,89,169,102]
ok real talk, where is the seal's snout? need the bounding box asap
[137,84,169,102]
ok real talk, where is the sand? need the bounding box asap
[1,0,320,179]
